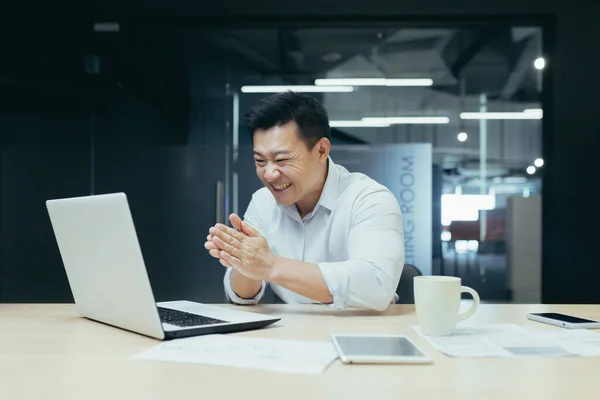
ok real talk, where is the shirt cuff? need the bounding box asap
[316,262,350,310]
[223,268,266,305]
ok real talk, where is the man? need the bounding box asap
[204,91,404,311]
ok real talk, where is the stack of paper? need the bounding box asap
[411,324,600,358]
[132,334,339,374]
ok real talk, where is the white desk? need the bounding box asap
[1,303,599,399]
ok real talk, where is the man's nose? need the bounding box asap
[264,165,280,181]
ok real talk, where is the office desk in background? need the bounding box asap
[1,303,599,400]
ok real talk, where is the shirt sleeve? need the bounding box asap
[223,267,266,305]
[222,193,267,305]
[316,187,405,311]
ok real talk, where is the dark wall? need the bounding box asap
[74,0,567,19]
[0,42,93,302]
[540,6,600,304]
[431,165,443,276]
[0,25,228,302]
[93,145,228,303]
[0,145,90,302]
[0,91,204,302]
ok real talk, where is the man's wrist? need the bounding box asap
[264,257,333,304]
[230,268,262,299]
[267,256,284,284]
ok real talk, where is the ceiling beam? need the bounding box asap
[330,128,368,144]
[501,35,539,100]
[207,32,279,71]
[449,28,500,78]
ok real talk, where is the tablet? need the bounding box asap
[331,334,433,364]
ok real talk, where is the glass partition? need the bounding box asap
[227,26,544,303]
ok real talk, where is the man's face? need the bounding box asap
[252,121,328,207]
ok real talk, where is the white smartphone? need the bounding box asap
[330,334,433,364]
[527,312,600,329]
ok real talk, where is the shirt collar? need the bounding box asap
[316,156,340,212]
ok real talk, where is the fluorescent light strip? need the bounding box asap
[330,120,390,128]
[386,79,433,86]
[362,116,450,124]
[94,22,120,32]
[240,85,354,93]
[315,78,433,86]
[460,112,542,120]
[523,108,543,118]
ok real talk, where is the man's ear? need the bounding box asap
[316,137,331,163]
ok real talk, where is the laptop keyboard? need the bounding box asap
[157,307,229,327]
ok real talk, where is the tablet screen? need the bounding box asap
[334,335,425,357]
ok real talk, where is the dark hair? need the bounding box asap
[244,91,331,149]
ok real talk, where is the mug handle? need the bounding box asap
[458,286,480,321]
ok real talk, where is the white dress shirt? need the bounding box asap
[223,157,405,311]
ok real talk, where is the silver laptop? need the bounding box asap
[46,192,280,340]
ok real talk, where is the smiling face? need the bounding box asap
[253,121,330,214]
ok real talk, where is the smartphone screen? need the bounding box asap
[531,313,598,324]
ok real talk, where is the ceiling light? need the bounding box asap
[330,120,390,127]
[314,78,433,86]
[240,85,354,93]
[526,166,536,175]
[362,116,449,124]
[385,79,433,86]
[316,78,386,86]
[457,132,468,142]
[93,22,120,32]
[321,52,342,62]
[534,57,546,70]
[441,231,452,241]
[523,108,543,118]
[534,158,544,167]
[460,112,542,120]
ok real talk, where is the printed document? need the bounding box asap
[411,324,600,358]
[132,334,339,374]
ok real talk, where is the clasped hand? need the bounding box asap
[204,214,276,281]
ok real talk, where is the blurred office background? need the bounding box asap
[1,1,598,305]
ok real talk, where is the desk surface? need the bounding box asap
[1,303,600,399]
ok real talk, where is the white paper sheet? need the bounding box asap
[132,334,339,374]
[411,324,600,358]
[529,329,600,357]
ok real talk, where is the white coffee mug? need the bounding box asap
[414,276,480,336]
